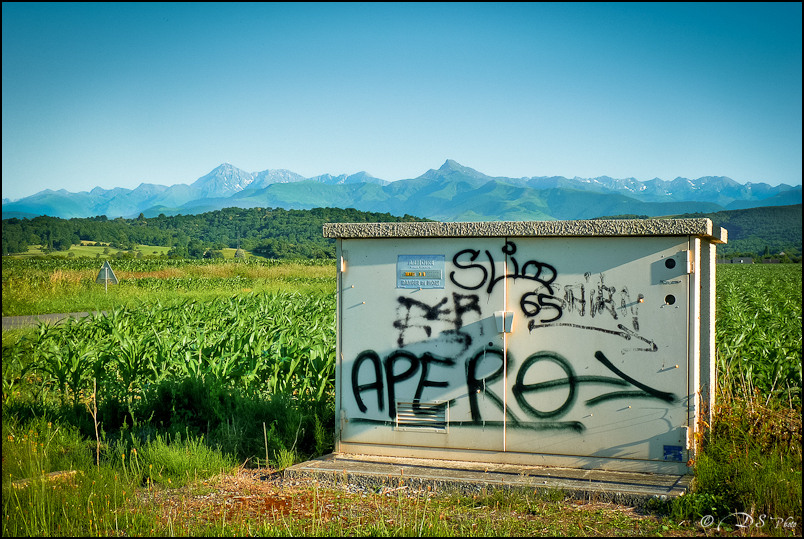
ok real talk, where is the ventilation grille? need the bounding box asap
[395,401,447,432]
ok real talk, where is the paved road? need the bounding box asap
[2,311,107,331]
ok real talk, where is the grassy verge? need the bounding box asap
[3,413,697,537]
[137,479,694,536]
[664,391,801,534]
[2,415,236,537]
[664,264,802,533]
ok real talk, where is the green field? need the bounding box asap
[2,259,801,536]
[10,243,262,260]
[13,243,172,258]
[1,257,333,316]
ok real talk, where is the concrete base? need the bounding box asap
[284,453,691,508]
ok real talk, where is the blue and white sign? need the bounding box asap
[397,255,445,289]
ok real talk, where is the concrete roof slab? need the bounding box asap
[323,219,727,244]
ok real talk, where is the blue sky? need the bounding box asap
[2,2,801,201]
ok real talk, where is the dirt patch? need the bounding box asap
[132,468,697,536]
[137,469,339,529]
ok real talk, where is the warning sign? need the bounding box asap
[397,255,445,289]
[95,260,118,285]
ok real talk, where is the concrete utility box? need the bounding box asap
[323,219,727,475]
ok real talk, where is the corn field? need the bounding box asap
[2,259,801,537]
[716,264,802,407]
[1,261,801,459]
[3,263,801,412]
[3,291,335,417]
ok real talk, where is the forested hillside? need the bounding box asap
[595,204,801,260]
[2,204,799,260]
[1,207,427,258]
[672,204,802,258]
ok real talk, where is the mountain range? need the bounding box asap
[3,160,801,221]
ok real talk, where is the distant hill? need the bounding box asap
[3,160,800,222]
[596,203,802,259]
[3,204,799,261]
[669,204,802,257]
[1,207,427,258]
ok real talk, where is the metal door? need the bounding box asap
[336,235,692,465]
[502,236,691,464]
[338,237,507,451]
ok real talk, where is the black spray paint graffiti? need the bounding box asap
[393,293,482,350]
[349,241,669,433]
[450,241,563,324]
[350,346,676,432]
[449,241,645,330]
[526,322,658,354]
[351,349,456,418]
[561,274,643,331]
[450,240,558,295]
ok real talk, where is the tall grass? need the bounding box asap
[2,415,235,537]
[670,265,802,529]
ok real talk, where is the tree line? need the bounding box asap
[3,204,800,261]
[596,204,802,262]
[672,204,802,261]
[1,207,427,258]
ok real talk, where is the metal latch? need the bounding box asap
[494,311,514,333]
[659,250,693,284]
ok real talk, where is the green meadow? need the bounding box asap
[1,257,332,316]
[14,242,173,259]
[14,242,274,261]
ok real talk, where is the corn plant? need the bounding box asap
[716,265,802,406]
[32,323,98,407]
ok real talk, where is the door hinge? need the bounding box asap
[340,250,348,273]
[683,250,694,274]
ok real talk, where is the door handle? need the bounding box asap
[494,311,514,333]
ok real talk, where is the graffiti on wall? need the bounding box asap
[451,241,645,331]
[393,293,481,351]
[348,240,675,433]
[450,240,563,324]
